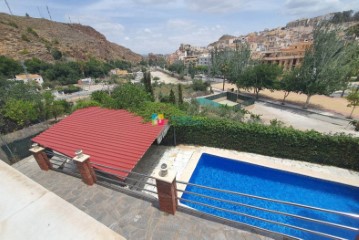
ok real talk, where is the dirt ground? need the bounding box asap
[212,82,359,119]
[151,71,192,85]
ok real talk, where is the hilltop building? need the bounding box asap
[15,74,43,85]
[260,42,312,70]
[110,69,129,76]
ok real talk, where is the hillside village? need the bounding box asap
[167,12,358,70]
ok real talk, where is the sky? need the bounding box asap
[2,0,359,55]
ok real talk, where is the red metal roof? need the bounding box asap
[32,107,169,178]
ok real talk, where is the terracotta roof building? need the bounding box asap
[32,107,169,178]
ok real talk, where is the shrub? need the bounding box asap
[192,79,209,91]
[109,83,152,110]
[164,116,359,171]
[19,49,29,55]
[27,27,39,37]
[21,34,30,42]
[72,100,100,112]
[51,49,62,60]
[134,102,186,121]
[8,21,18,28]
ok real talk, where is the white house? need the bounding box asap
[198,53,211,66]
[77,78,92,85]
[15,74,44,85]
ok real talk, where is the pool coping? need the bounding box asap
[177,146,359,192]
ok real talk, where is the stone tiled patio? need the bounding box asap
[13,156,284,240]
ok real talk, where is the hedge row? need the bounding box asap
[163,116,359,171]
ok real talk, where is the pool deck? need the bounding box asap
[129,145,359,198]
[12,156,281,240]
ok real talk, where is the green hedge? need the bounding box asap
[164,116,359,171]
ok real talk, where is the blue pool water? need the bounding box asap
[181,153,359,239]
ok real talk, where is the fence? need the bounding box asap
[199,92,255,110]
[175,180,358,240]
[32,146,358,240]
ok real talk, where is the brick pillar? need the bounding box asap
[73,153,96,186]
[29,145,52,171]
[154,166,178,215]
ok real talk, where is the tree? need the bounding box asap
[110,83,152,110]
[228,43,251,96]
[51,49,62,60]
[51,100,66,121]
[178,84,183,104]
[91,91,112,104]
[0,56,22,78]
[42,91,55,120]
[211,47,232,91]
[3,99,38,126]
[346,89,359,118]
[278,68,301,105]
[240,63,282,100]
[297,25,352,108]
[188,62,195,79]
[169,89,176,104]
[142,70,153,97]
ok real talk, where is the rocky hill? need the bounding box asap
[0,13,142,62]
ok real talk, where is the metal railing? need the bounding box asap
[90,162,158,196]
[45,150,81,178]
[176,180,359,240]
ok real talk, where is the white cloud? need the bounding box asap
[131,0,175,4]
[166,19,195,30]
[185,0,247,13]
[283,0,359,16]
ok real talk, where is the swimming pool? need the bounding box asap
[181,153,359,239]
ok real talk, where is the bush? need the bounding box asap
[8,21,18,28]
[59,85,81,94]
[72,100,100,112]
[109,83,152,110]
[27,27,39,37]
[192,79,209,91]
[21,34,30,42]
[164,116,359,171]
[51,49,62,60]
[134,102,186,121]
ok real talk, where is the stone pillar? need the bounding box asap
[154,164,178,215]
[73,151,96,186]
[29,144,52,171]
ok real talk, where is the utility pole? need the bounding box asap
[46,5,52,20]
[4,0,13,15]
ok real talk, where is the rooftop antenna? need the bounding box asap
[37,6,43,18]
[46,5,52,20]
[4,0,13,15]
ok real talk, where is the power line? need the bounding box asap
[46,5,52,20]
[4,0,13,15]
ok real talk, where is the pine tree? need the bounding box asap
[178,84,183,104]
[169,89,176,104]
